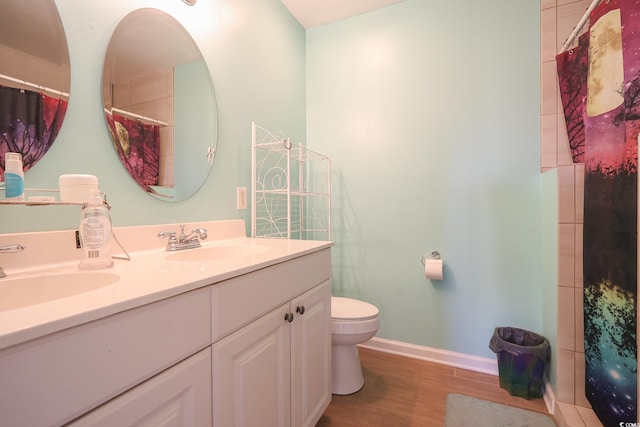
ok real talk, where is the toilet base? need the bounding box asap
[332,343,364,395]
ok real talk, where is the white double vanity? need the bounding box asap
[0,219,332,427]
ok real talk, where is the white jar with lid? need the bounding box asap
[58,174,99,203]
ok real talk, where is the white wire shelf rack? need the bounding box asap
[251,121,331,241]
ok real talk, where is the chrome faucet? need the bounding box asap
[158,225,207,251]
[0,244,25,278]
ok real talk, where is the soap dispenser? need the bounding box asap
[79,189,113,270]
[4,152,25,201]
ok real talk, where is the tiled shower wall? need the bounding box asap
[541,1,603,425]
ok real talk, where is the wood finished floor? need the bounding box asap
[316,347,552,427]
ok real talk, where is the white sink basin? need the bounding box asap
[165,244,270,263]
[0,272,120,311]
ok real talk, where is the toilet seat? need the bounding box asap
[331,297,379,321]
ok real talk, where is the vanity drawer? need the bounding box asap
[0,287,211,427]
[211,248,331,342]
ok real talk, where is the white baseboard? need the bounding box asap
[359,337,499,375]
[359,336,556,415]
[542,379,556,415]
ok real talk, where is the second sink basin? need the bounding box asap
[165,244,270,263]
[0,272,120,312]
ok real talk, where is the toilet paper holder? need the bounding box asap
[421,250,441,265]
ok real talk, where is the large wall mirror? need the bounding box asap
[102,8,218,202]
[0,0,70,177]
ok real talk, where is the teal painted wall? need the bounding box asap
[3,0,552,362]
[306,0,543,358]
[0,0,305,233]
[174,61,217,198]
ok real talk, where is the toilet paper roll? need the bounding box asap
[424,258,443,280]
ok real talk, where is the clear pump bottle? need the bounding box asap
[79,189,113,270]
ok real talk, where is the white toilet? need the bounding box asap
[331,296,380,395]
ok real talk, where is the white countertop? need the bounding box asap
[0,224,332,350]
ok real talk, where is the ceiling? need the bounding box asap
[279,0,406,29]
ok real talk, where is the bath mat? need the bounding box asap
[445,393,556,427]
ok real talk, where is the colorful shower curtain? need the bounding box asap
[556,32,589,163]
[106,112,160,192]
[0,84,68,176]
[557,1,638,425]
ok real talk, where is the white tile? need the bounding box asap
[574,224,583,287]
[557,349,576,403]
[576,406,603,427]
[557,1,592,53]
[131,70,170,104]
[542,61,559,115]
[574,164,584,223]
[558,166,575,224]
[574,351,589,407]
[557,402,587,427]
[542,8,558,62]
[558,286,576,350]
[542,114,558,168]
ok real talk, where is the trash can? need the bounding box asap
[489,327,550,399]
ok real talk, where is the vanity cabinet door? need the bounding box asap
[290,280,332,427]
[69,347,212,427]
[211,302,291,427]
[0,287,210,427]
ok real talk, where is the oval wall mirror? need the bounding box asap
[0,0,70,177]
[102,8,217,202]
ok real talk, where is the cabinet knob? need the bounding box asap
[296,305,305,315]
[284,312,294,323]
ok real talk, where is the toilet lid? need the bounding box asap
[331,297,379,321]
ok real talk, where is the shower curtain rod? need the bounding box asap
[558,0,602,54]
[105,107,169,127]
[0,73,69,98]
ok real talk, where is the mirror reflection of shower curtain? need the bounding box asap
[0,84,68,176]
[106,113,160,192]
[557,1,638,425]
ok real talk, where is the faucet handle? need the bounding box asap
[194,228,207,240]
[158,231,177,241]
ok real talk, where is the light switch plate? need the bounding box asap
[236,187,247,210]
